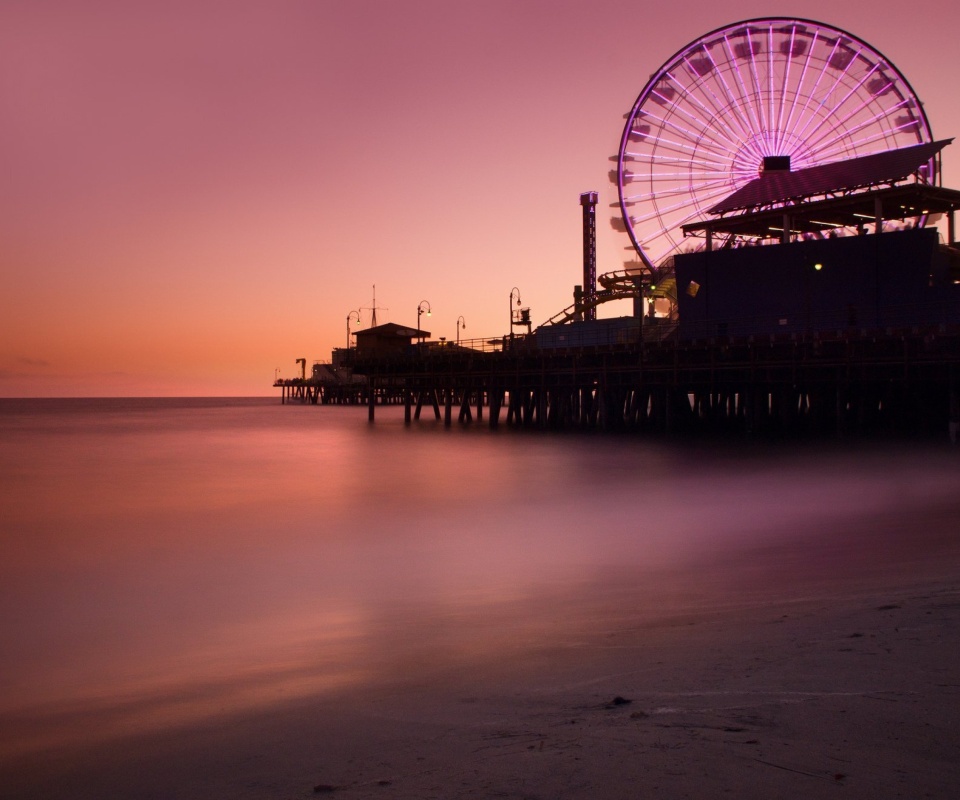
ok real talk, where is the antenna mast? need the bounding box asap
[362,284,388,327]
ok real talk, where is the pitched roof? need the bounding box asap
[683,183,960,239]
[354,322,430,339]
[709,139,952,214]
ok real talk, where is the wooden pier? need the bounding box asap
[340,326,960,440]
[275,380,369,406]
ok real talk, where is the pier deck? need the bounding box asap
[277,326,960,440]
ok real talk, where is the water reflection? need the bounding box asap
[1,399,958,757]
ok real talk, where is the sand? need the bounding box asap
[3,504,960,799]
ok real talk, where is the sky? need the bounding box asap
[3,0,960,397]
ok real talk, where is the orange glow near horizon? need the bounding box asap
[3,1,960,396]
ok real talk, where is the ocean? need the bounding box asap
[1,397,958,762]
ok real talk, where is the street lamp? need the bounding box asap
[346,309,361,349]
[417,300,431,341]
[509,287,521,340]
[456,315,466,345]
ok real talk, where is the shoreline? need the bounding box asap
[4,524,959,799]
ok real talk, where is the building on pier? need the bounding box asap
[355,323,429,357]
[675,140,960,341]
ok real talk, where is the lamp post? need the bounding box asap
[346,309,361,349]
[456,315,466,345]
[417,300,431,342]
[509,287,521,342]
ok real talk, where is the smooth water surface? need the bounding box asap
[2,398,957,757]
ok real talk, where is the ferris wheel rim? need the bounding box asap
[617,17,935,270]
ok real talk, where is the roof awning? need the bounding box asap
[683,183,960,239]
[708,139,952,215]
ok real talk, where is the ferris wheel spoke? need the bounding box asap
[696,85,755,148]
[705,53,759,143]
[779,30,821,151]
[632,171,736,182]
[721,33,765,138]
[772,26,790,151]
[773,25,807,153]
[801,98,909,161]
[801,93,903,162]
[792,42,867,147]
[749,26,772,133]
[805,114,923,165]
[665,64,749,151]
[644,131,734,164]
[632,185,736,227]
[799,61,884,150]
[625,153,730,171]
[645,109,742,163]
[637,194,734,248]
[632,201,707,232]
[637,181,736,205]
[638,88,744,161]
[735,27,765,134]
[673,84,768,157]
[748,26,773,131]
[623,178,733,207]
[789,38,854,148]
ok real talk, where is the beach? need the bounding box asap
[4,492,959,799]
[1,400,958,798]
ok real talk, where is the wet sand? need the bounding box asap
[4,501,960,800]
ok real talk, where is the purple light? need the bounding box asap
[668,63,754,147]
[800,62,893,156]
[778,29,820,151]
[616,17,935,269]
[642,90,742,154]
[724,33,764,136]
[790,41,866,147]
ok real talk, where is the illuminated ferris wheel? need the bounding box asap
[615,18,935,270]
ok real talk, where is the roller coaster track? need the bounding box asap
[536,269,676,329]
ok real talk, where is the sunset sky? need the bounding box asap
[4,0,960,397]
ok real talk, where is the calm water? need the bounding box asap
[1,397,958,758]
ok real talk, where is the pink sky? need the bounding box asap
[3,0,959,396]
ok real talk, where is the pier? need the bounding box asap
[275,17,960,442]
[276,324,959,440]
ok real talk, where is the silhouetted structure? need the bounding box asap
[278,19,960,440]
[355,322,428,357]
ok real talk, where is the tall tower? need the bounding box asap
[580,191,598,322]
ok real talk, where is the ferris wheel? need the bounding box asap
[615,18,935,270]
